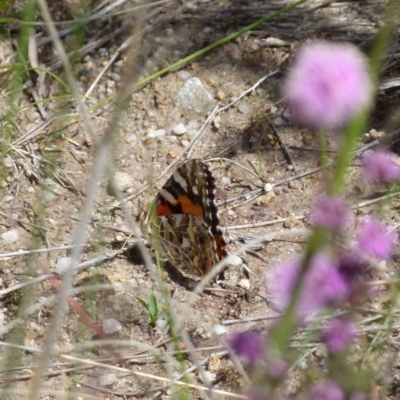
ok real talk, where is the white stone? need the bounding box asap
[176,70,191,81]
[172,123,187,136]
[264,183,273,192]
[238,279,250,290]
[221,177,231,186]
[114,171,132,189]
[213,324,227,335]
[1,229,19,243]
[3,157,12,168]
[226,255,243,267]
[199,371,216,384]
[270,106,278,113]
[102,318,122,334]
[156,315,168,329]
[147,129,166,139]
[56,257,73,274]
[175,77,215,117]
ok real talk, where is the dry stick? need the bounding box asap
[266,116,297,172]
[59,354,247,399]
[205,157,264,181]
[0,252,120,298]
[0,388,99,399]
[0,336,174,383]
[222,315,282,326]
[85,37,131,98]
[29,0,146,396]
[12,113,78,147]
[0,211,47,232]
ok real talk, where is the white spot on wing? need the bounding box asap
[173,171,188,190]
[159,189,178,205]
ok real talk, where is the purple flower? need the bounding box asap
[357,216,396,260]
[361,148,400,183]
[310,194,352,230]
[282,41,371,130]
[322,317,358,353]
[267,357,287,379]
[309,380,345,400]
[338,254,371,301]
[268,253,349,319]
[225,330,266,364]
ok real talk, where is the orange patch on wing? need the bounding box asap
[177,195,204,219]
[156,203,173,217]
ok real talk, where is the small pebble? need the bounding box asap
[221,177,231,186]
[256,192,275,205]
[44,178,55,186]
[187,130,197,140]
[114,171,132,189]
[226,255,243,267]
[270,106,278,113]
[56,257,73,274]
[147,129,166,139]
[175,77,215,116]
[99,373,117,387]
[172,123,187,136]
[199,371,216,384]
[5,195,14,202]
[238,279,250,290]
[168,151,177,159]
[3,157,12,168]
[176,70,191,81]
[128,134,138,142]
[238,102,252,114]
[288,180,301,190]
[27,186,35,193]
[111,73,121,81]
[272,117,285,126]
[41,191,55,202]
[264,183,273,192]
[156,315,168,329]
[213,325,227,335]
[1,229,19,244]
[284,217,302,229]
[102,318,122,335]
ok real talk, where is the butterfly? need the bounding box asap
[146,159,227,279]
